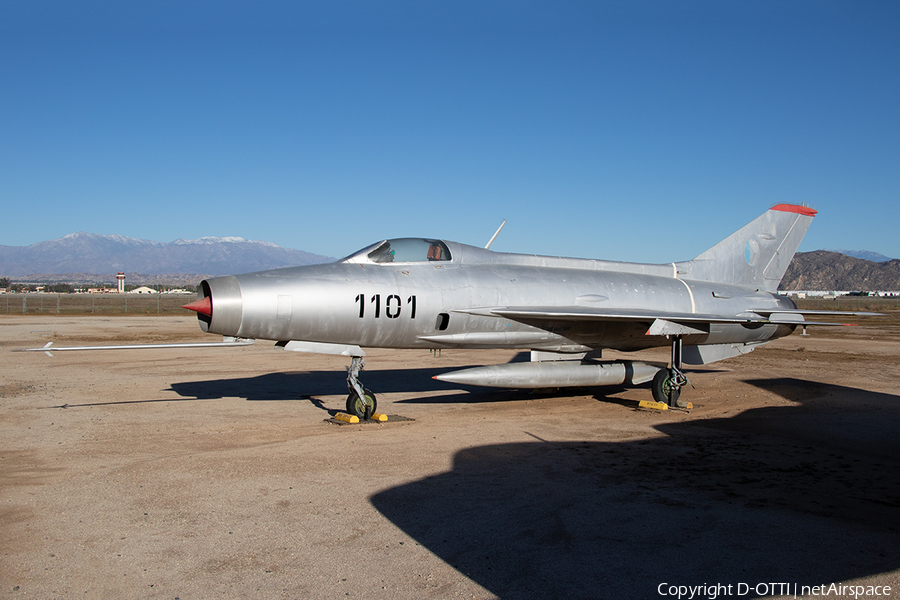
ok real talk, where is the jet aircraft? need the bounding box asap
[181,204,872,419]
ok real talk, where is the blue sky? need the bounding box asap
[2,1,898,263]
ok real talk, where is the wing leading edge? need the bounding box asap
[456,306,882,327]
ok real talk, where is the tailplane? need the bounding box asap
[677,204,817,292]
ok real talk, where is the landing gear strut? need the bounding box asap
[651,336,691,408]
[346,356,377,420]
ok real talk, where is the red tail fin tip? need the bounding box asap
[771,204,817,217]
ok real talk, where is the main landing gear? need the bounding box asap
[346,356,377,420]
[651,336,691,408]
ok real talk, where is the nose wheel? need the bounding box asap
[346,388,377,420]
[346,356,377,420]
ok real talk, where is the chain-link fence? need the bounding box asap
[1,293,197,314]
[793,295,900,312]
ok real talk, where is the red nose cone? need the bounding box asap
[182,296,212,316]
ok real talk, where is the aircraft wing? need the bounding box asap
[453,306,763,338]
[459,306,883,330]
[486,306,762,324]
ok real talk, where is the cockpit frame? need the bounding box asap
[341,238,452,265]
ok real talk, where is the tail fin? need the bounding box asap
[677,204,817,292]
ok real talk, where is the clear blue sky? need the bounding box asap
[2,1,898,263]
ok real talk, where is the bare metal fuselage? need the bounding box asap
[20,205,871,408]
[196,241,796,356]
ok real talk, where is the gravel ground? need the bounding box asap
[2,314,899,599]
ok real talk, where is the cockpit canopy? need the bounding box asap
[342,238,452,264]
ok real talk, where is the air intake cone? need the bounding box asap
[182,296,212,317]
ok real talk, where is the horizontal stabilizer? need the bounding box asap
[751,308,884,326]
[750,308,884,318]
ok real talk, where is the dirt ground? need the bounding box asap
[2,314,899,599]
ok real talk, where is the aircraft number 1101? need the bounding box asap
[356,294,417,319]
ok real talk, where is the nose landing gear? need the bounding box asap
[346,356,377,420]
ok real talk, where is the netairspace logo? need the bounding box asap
[657,582,893,599]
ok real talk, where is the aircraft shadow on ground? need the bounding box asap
[370,379,900,599]
[167,354,684,406]
[167,365,589,405]
[165,365,853,410]
[165,348,724,406]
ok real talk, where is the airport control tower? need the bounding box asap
[117,272,125,294]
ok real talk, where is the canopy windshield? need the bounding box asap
[342,238,452,264]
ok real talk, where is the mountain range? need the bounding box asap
[2,233,898,291]
[780,251,900,291]
[0,232,333,282]
[827,249,894,263]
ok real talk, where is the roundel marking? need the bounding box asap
[745,239,760,266]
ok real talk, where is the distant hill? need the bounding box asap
[780,251,900,291]
[0,232,334,280]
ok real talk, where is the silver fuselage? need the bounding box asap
[195,240,796,354]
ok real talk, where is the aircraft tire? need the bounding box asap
[346,388,377,420]
[652,369,681,406]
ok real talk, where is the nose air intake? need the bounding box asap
[185,276,243,336]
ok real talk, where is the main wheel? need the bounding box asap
[346,388,377,420]
[652,369,681,406]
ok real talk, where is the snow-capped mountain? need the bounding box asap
[0,232,333,277]
[829,249,895,263]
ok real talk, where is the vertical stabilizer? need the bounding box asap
[677,204,817,291]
